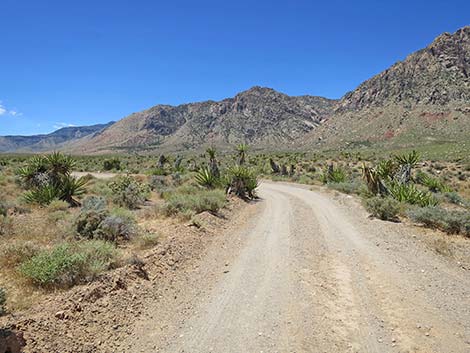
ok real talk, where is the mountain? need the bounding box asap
[3,26,469,154]
[68,87,337,153]
[0,122,114,153]
[308,26,470,147]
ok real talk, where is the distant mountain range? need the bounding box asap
[2,26,469,154]
[0,122,114,153]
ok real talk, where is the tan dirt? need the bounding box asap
[2,181,470,352]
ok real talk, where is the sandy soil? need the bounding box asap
[2,181,469,352]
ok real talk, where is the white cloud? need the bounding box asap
[0,101,21,117]
[53,122,77,130]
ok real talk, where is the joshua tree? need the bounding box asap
[289,164,296,177]
[174,155,183,171]
[236,143,248,165]
[206,147,220,179]
[158,154,169,169]
[280,165,288,176]
[269,158,280,174]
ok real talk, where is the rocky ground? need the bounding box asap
[2,182,470,353]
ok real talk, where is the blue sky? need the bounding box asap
[0,0,468,135]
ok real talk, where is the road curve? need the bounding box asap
[129,181,470,353]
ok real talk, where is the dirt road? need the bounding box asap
[124,181,470,353]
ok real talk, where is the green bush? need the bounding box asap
[20,241,118,287]
[109,175,149,209]
[75,196,137,241]
[320,165,347,184]
[443,192,466,207]
[328,181,362,195]
[162,186,226,216]
[103,158,121,171]
[75,196,109,239]
[1,241,40,268]
[0,287,6,315]
[407,207,470,236]
[47,199,70,212]
[364,197,401,221]
[95,215,136,242]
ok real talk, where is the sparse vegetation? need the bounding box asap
[407,207,470,236]
[162,185,226,217]
[109,175,149,209]
[364,197,401,221]
[19,241,118,287]
[0,287,6,315]
[17,152,87,206]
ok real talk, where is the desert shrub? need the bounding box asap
[328,181,362,195]
[320,165,346,184]
[148,175,168,190]
[94,215,136,242]
[407,207,470,236]
[103,158,121,171]
[137,232,160,249]
[388,182,438,207]
[47,199,70,212]
[0,201,8,217]
[225,165,258,199]
[442,192,466,207]
[0,215,12,236]
[0,287,6,315]
[416,171,452,193]
[109,175,149,209]
[364,197,401,221]
[75,196,109,239]
[75,197,137,241]
[1,241,41,268]
[162,187,226,216]
[19,241,118,287]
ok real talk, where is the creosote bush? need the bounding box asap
[109,175,149,209]
[162,185,226,216]
[19,240,118,287]
[75,196,137,241]
[364,196,402,221]
[407,207,470,236]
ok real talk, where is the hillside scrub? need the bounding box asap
[364,197,402,221]
[161,185,226,217]
[19,241,119,287]
[407,207,470,237]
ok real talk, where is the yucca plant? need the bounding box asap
[236,143,249,165]
[195,167,219,189]
[18,152,87,206]
[415,171,452,193]
[388,182,438,207]
[225,165,258,199]
[320,164,346,184]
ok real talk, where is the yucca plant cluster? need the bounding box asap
[362,151,438,207]
[17,152,87,206]
[194,146,259,199]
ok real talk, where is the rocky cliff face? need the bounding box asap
[338,27,470,110]
[71,87,337,153]
[308,26,470,147]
